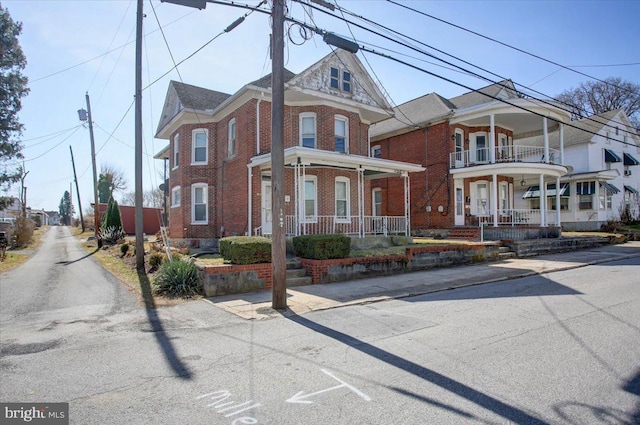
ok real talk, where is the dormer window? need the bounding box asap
[330,67,352,93]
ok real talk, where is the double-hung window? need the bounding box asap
[191,183,208,224]
[192,129,207,164]
[173,134,179,169]
[300,113,316,148]
[576,181,596,210]
[303,177,317,221]
[335,177,350,221]
[171,186,181,207]
[228,118,236,157]
[334,116,348,153]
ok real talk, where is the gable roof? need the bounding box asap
[172,81,231,111]
[249,69,296,89]
[448,79,519,109]
[155,81,231,136]
[370,92,454,140]
[286,49,392,113]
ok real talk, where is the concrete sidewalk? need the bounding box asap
[203,241,640,320]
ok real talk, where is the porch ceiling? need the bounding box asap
[454,112,560,135]
[249,146,425,177]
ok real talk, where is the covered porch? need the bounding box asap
[248,146,424,238]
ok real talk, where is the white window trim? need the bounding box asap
[191,129,208,165]
[371,145,381,158]
[191,183,208,225]
[372,188,382,216]
[302,176,318,223]
[172,134,179,170]
[471,132,489,163]
[299,112,317,148]
[228,118,236,157]
[171,186,181,208]
[335,177,351,222]
[334,115,349,153]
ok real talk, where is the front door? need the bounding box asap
[455,181,465,225]
[261,181,272,234]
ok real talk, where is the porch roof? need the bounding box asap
[249,146,425,178]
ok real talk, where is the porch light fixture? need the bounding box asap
[520,175,527,186]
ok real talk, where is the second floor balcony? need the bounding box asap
[450,145,562,169]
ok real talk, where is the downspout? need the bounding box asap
[247,165,253,235]
[256,94,263,155]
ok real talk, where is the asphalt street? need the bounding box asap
[1,226,639,424]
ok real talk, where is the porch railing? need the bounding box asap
[477,209,559,227]
[284,215,407,237]
[450,146,561,169]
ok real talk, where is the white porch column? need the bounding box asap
[490,114,496,163]
[539,174,547,226]
[555,176,561,227]
[293,163,299,236]
[301,164,307,235]
[559,123,564,165]
[247,165,253,235]
[358,167,365,238]
[543,117,549,164]
[492,173,499,227]
[404,172,411,235]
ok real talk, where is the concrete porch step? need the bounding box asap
[499,245,517,259]
[286,258,312,287]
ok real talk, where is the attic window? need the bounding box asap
[330,67,352,93]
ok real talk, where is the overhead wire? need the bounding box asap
[385,0,637,96]
[285,15,638,146]
[297,0,637,136]
[30,9,199,84]
[302,0,636,134]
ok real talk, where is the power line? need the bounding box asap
[384,0,636,96]
[30,9,199,83]
[294,0,637,137]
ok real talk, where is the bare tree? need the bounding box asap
[119,191,136,206]
[98,163,128,203]
[556,77,640,130]
[120,189,163,208]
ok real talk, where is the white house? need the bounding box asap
[516,109,640,230]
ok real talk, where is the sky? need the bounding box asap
[2,0,639,215]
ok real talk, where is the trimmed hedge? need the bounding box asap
[219,236,271,264]
[292,234,350,260]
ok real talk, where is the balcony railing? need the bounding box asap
[450,146,561,169]
[284,215,407,237]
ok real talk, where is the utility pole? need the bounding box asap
[271,0,287,310]
[81,93,102,247]
[69,146,85,231]
[19,166,28,218]
[134,0,145,270]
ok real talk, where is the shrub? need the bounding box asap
[219,236,271,264]
[148,252,164,268]
[292,234,350,260]
[12,217,35,248]
[102,225,126,244]
[152,258,201,297]
[100,197,125,243]
[120,243,130,256]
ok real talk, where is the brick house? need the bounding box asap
[155,50,424,247]
[369,80,573,235]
